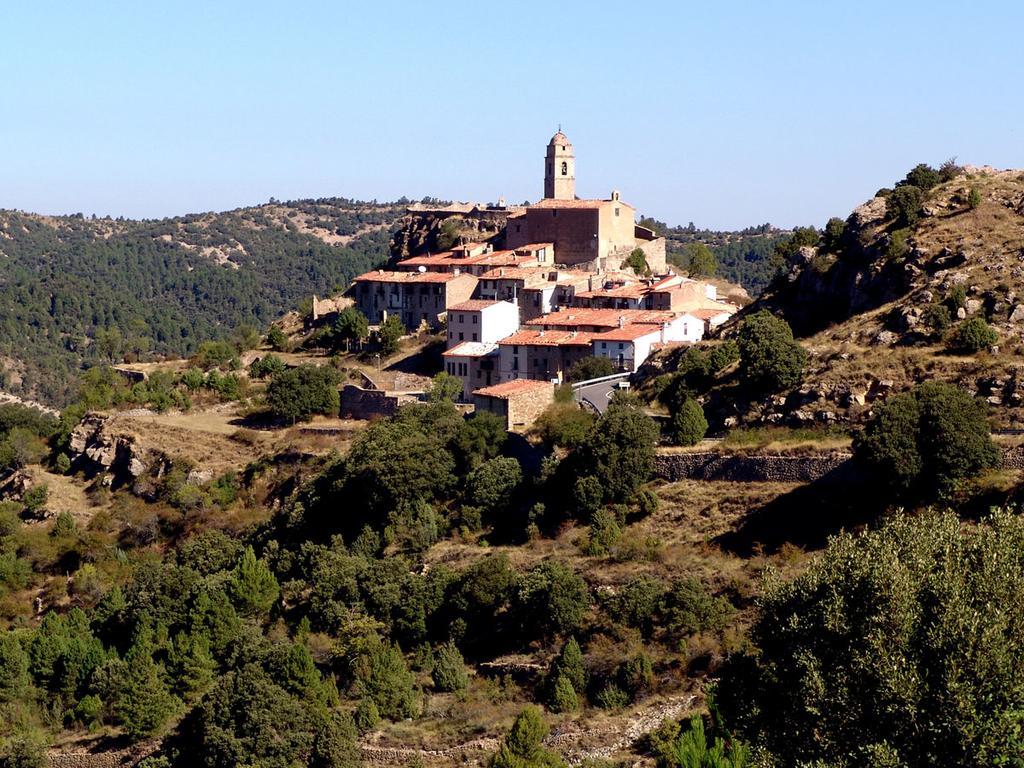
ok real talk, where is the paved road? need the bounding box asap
[574,377,628,414]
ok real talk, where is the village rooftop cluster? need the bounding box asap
[344,131,737,426]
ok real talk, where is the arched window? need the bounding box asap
[561,161,568,176]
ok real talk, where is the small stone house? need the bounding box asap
[446,299,520,348]
[472,378,556,431]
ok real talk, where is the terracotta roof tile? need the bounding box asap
[448,299,506,311]
[473,379,555,399]
[353,270,473,284]
[497,330,594,346]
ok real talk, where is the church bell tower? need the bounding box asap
[544,129,575,200]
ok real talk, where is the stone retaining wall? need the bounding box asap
[654,451,853,483]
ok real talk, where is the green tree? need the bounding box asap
[333,307,369,352]
[514,561,589,640]
[0,634,30,702]
[821,217,847,253]
[948,316,998,354]
[967,186,982,209]
[567,356,616,383]
[652,716,749,768]
[886,184,924,228]
[622,248,651,276]
[489,706,567,768]
[429,371,463,403]
[578,394,659,503]
[431,642,469,692]
[670,397,707,446]
[902,162,941,191]
[685,243,717,277]
[377,315,405,356]
[737,311,806,392]
[166,631,215,700]
[227,546,280,617]
[249,353,285,379]
[854,381,999,499]
[550,637,586,695]
[717,510,1024,768]
[356,642,417,720]
[267,324,291,352]
[465,457,522,517]
[549,675,579,713]
[266,365,340,423]
[310,712,360,768]
[112,637,180,741]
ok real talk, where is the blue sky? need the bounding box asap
[2,1,1021,229]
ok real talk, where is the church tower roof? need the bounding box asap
[548,130,571,148]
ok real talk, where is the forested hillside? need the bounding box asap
[0,200,403,405]
[640,218,790,296]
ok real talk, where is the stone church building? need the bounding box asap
[504,130,666,272]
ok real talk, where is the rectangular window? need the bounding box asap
[472,333,478,341]
[472,315,478,324]
[615,207,620,216]
[458,332,464,340]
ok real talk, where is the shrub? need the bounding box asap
[595,683,629,710]
[489,706,566,768]
[652,715,750,768]
[353,698,380,734]
[886,185,924,228]
[633,488,659,519]
[967,186,982,209]
[853,381,1000,499]
[737,311,806,392]
[948,317,998,354]
[267,324,290,352]
[717,510,1024,768]
[670,398,707,446]
[549,674,579,713]
[921,303,951,336]
[572,475,604,518]
[356,643,417,720]
[514,561,590,640]
[266,365,340,423]
[581,509,621,556]
[902,163,941,192]
[249,354,285,379]
[376,315,405,355]
[431,642,469,692]
[661,578,733,641]
[621,248,651,276]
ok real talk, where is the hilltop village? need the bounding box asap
[332,131,736,427]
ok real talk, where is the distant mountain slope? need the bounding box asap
[0,199,404,405]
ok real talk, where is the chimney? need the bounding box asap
[453,267,460,276]
[618,315,626,328]
[661,321,669,344]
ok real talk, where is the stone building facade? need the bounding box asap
[472,379,556,431]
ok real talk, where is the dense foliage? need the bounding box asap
[718,510,1024,768]
[736,311,805,392]
[0,200,401,405]
[853,381,999,499]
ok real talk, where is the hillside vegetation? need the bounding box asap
[0,199,403,405]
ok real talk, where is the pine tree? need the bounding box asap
[227,547,280,617]
[166,632,215,700]
[431,642,469,692]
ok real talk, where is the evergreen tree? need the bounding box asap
[227,547,280,617]
[431,642,469,692]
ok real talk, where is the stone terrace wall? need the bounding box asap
[654,451,853,483]
[656,444,1024,483]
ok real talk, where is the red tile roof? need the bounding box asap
[594,325,662,342]
[529,198,630,210]
[473,379,554,399]
[448,299,505,311]
[477,267,553,283]
[533,308,676,329]
[497,330,595,346]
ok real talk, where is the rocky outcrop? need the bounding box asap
[390,206,514,259]
[67,414,173,496]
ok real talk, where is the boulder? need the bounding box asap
[1009,304,1024,324]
